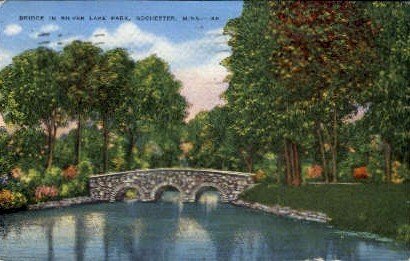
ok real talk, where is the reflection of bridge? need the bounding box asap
[89,168,255,202]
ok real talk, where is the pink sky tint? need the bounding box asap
[176,64,228,121]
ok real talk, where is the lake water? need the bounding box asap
[0,192,409,260]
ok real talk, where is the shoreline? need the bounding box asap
[3,197,330,225]
[27,196,100,211]
[231,199,331,223]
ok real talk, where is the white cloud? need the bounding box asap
[0,48,12,69]
[30,24,61,38]
[86,22,230,70]
[4,24,22,36]
[47,22,232,119]
[40,24,60,33]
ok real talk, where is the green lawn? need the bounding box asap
[240,183,410,242]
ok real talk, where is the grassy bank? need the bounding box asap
[240,183,410,242]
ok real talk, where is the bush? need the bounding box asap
[253,170,267,183]
[34,185,58,202]
[0,189,27,210]
[62,165,77,180]
[20,169,42,191]
[306,165,323,179]
[254,152,279,183]
[43,167,62,187]
[397,224,410,243]
[60,182,80,198]
[353,166,369,180]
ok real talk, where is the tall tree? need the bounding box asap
[223,1,310,185]
[0,47,66,169]
[60,41,102,165]
[363,2,410,182]
[119,55,187,169]
[91,48,134,172]
[266,1,377,182]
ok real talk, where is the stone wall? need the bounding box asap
[89,168,255,202]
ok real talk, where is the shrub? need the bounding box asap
[77,161,93,184]
[20,169,42,190]
[0,189,14,209]
[43,167,62,187]
[0,189,27,210]
[353,166,369,180]
[60,182,78,198]
[306,165,323,179]
[34,185,58,202]
[397,224,410,244]
[11,167,22,180]
[253,170,267,183]
[62,165,77,180]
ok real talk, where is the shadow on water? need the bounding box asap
[0,195,409,260]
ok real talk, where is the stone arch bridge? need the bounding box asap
[89,168,255,203]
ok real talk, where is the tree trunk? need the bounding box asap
[241,148,253,173]
[284,139,292,185]
[292,142,301,186]
[316,122,329,183]
[74,113,82,165]
[125,130,135,170]
[102,118,109,173]
[45,115,58,170]
[45,123,53,170]
[288,140,295,185]
[244,155,253,173]
[331,108,338,182]
[383,139,392,182]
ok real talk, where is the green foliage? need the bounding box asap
[255,153,279,183]
[185,107,243,171]
[124,188,138,200]
[397,224,410,244]
[0,128,14,176]
[362,2,410,165]
[42,167,62,187]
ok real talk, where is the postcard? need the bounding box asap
[0,1,409,260]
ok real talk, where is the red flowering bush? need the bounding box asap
[62,165,77,180]
[307,165,323,179]
[353,166,369,180]
[35,185,59,202]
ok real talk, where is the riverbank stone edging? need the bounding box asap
[28,197,99,211]
[231,199,331,223]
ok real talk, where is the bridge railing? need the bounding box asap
[90,168,254,178]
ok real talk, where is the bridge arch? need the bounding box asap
[150,182,185,201]
[110,183,144,202]
[190,183,229,202]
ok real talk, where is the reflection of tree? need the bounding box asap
[45,219,55,261]
[75,213,87,261]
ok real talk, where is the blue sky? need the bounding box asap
[0,0,243,119]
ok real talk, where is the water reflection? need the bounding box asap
[0,203,409,260]
[198,190,220,212]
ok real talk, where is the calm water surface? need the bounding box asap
[0,192,409,260]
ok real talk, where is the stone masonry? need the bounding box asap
[89,168,255,202]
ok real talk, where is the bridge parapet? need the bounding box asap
[89,168,255,202]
